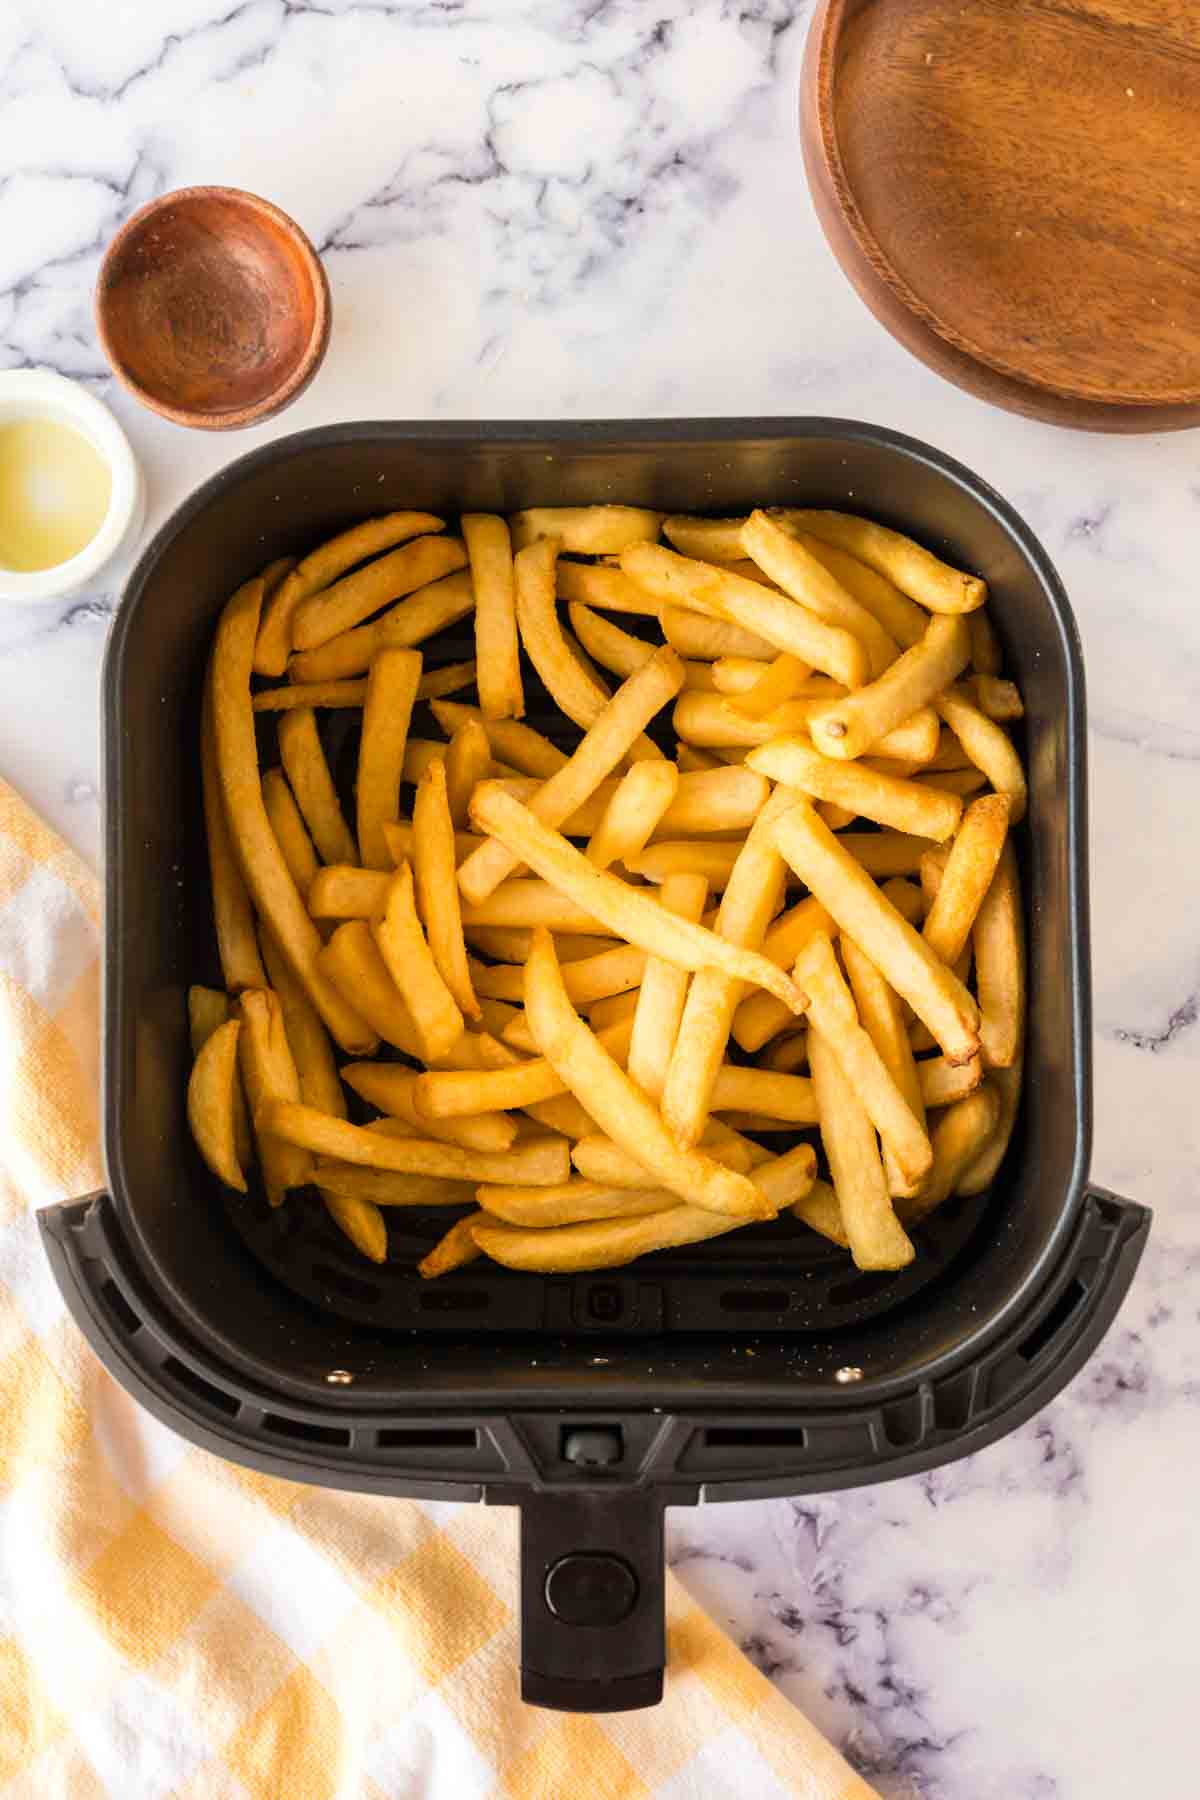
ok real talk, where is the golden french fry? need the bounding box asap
[808,1022,914,1271]
[521,1091,599,1138]
[675,744,723,772]
[462,513,523,721]
[371,863,465,1060]
[791,1175,849,1246]
[320,1189,388,1262]
[465,927,612,964]
[922,794,1010,965]
[473,942,645,1006]
[259,1100,569,1187]
[742,511,900,677]
[566,605,713,693]
[471,784,805,1014]
[419,1211,488,1279]
[935,686,1027,822]
[807,613,971,761]
[902,1086,1002,1224]
[443,717,492,829]
[839,833,933,878]
[411,1018,633,1118]
[957,1060,1022,1193]
[317,920,423,1058]
[969,674,1023,720]
[287,571,475,683]
[570,1126,757,1188]
[418,660,476,701]
[762,1031,808,1073]
[922,731,973,773]
[210,578,373,1052]
[525,931,772,1218]
[412,757,479,1019]
[253,681,366,711]
[262,769,320,899]
[457,647,684,904]
[277,709,357,867]
[587,988,642,1033]
[237,990,312,1204]
[585,760,679,869]
[514,535,618,733]
[727,652,815,719]
[201,666,266,992]
[973,840,1025,1070]
[661,515,747,561]
[917,1054,983,1107]
[307,866,389,920]
[773,800,979,1064]
[748,737,962,842]
[796,932,931,1188]
[477,1180,678,1227]
[730,895,835,1052]
[188,985,230,1056]
[253,513,443,676]
[660,606,778,661]
[709,1064,816,1123]
[625,841,754,889]
[314,1161,476,1207]
[623,544,869,689]
[340,1064,516,1153]
[968,608,1002,675]
[670,692,936,761]
[839,934,926,1198]
[780,511,986,614]
[627,871,709,1100]
[357,647,421,869]
[260,929,345,1118]
[510,505,662,553]
[187,1019,247,1191]
[795,534,928,649]
[661,787,793,1147]
[292,536,467,652]
[916,766,989,799]
[556,558,660,615]
[461,880,615,934]
[431,700,568,780]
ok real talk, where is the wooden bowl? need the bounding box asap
[96,187,331,431]
[801,0,1200,432]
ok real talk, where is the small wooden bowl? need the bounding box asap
[96,187,331,431]
[801,0,1200,432]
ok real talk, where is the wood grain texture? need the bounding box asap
[801,0,1200,430]
[96,186,330,431]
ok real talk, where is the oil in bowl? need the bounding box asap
[0,416,112,573]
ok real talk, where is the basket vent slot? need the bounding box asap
[704,1427,807,1449]
[161,1355,240,1417]
[262,1413,351,1447]
[1018,1279,1086,1363]
[101,1279,141,1336]
[377,1427,478,1450]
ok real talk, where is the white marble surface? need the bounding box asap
[1,3,1196,1794]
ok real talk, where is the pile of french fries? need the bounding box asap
[187,501,1026,1280]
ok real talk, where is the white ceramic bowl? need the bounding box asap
[0,369,144,603]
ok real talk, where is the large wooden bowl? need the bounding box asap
[801,0,1200,432]
[96,187,330,431]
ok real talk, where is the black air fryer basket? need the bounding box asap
[40,421,1149,1712]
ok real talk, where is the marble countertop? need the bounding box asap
[2,4,1195,1795]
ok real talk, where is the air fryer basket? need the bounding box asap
[41,421,1148,1711]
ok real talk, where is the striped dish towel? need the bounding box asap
[0,773,875,1799]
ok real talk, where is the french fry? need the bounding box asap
[796,534,928,649]
[357,647,421,869]
[623,544,869,689]
[627,871,709,1100]
[839,934,926,1198]
[444,717,493,829]
[807,614,971,761]
[973,840,1025,1069]
[901,1086,1001,1224]
[210,577,373,1052]
[307,866,390,920]
[525,931,772,1218]
[781,511,986,614]
[201,667,266,992]
[709,1064,817,1124]
[417,660,476,701]
[671,692,936,761]
[741,511,900,677]
[341,1064,517,1153]
[260,928,345,1118]
[796,932,931,1188]
[314,1162,476,1207]
[253,681,366,711]
[287,571,475,683]
[188,986,231,1057]
[791,1176,849,1247]
[412,757,479,1019]
[730,895,836,1052]
[514,535,618,733]
[319,1189,387,1262]
[969,674,1023,720]
[457,647,684,904]
[477,1180,678,1227]
[772,800,979,1064]
[474,994,523,1038]
[262,769,320,899]
[253,512,443,676]
[556,558,660,615]
[840,833,933,878]
[808,1022,914,1271]
[626,841,754,889]
[187,1019,247,1191]
[258,1099,570,1185]
[371,863,465,1060]
[915,765,989,800]
[727,652,815,718]
[935,686,1027,822]
[660,606,777,661]
[470,784,806,1013]
[968,608,1002,675]
[237,990,312,1204]
[522,1092,599,1139]
[587,989,642,1033]
[461,880,615,934]
[585,760,679,869]
[922,794,1010,965]
[566,604,713,694]
[419,1212,488,1279]
[411,1018,634,1118]
[676,744,723,772]
[762,1031,809,1073]
[510,505,662,554]
[748,737,962,842]
[277,709,357,867]
[922,731,973,773]
[292,536,467,652]
[465,927,612,964]
[917,1054,983,1107]
[957,1061,1022,1193]
[662,788,792,1147]
[431,700,568,780]
[317,920,423,1058]
[473,942,645,1005]
[662,515,747,562]
[462,513,523,720]
[570,1125,757,1188]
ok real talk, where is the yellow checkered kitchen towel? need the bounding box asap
[0,775,876,1799]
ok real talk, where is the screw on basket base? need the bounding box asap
[325,1369,355,1386]
[834,1365,863,1384]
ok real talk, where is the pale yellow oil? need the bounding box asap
[0,418,112,572]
